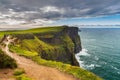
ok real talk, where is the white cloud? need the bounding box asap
[0,18,26,25]
[40,6,65,14]
[32,19,54,25]
[0,9,54,26]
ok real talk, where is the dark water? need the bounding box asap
[76,28,120,80]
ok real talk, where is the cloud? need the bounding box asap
[0,19,26,25]
[40,6,65,14]
[0,0,120,25]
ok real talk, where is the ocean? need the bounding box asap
[76,28,120,80]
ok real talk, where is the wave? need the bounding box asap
[76,49,90,56]
[75,48,101,70]
[75,49,90,68]
[85,64,101,70]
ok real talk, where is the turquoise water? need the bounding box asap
[77,28,120,80]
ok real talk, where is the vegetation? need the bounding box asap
[32,56,102,80]
[9,44,38,57]
[0,26,64,38]
[16,74,32,80]
[9,35,74,64]
[0,26,103,80]
[14,68,32,80]
[14,68,25,76]
[62,34,75,52]
[0,49,17,68]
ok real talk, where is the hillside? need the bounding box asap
[0,26,103,80]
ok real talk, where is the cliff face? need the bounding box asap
[3,26,82,66]
[62,26,82,65]
[64,26,82,53]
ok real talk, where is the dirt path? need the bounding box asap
[1,36,79,80]
[0,69,15,80]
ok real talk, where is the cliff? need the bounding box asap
[7,26,82,66]
[0,26,103,80]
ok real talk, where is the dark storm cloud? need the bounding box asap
[0,0,120,25]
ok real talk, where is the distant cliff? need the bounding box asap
[1,26,82,66]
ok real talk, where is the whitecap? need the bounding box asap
[86,64,95,69]
[84,64,101,70]
[75,48,101,70]
[95,64,101,67]
[76,49,90,56]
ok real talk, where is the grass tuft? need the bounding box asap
[14,68,25,76]
[16,74,32,80]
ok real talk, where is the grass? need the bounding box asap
[16,74,32,80]
[14,68,25,76]
[9,44,38,57]
[14,68,32,80]
[0,26,64,38]
[62,34,75,52]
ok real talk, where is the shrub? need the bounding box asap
[0,49,17,68]
[14,68,25,76]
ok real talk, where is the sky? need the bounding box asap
[0,0,120,28]
[53,14,120,26]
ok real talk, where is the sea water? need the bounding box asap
[76,28,120,80]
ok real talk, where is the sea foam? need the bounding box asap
[75,48,100,70]
[75,48,90,68]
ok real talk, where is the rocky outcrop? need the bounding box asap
[1,26,82,66]
[64,26,82,53]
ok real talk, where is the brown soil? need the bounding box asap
[0,69,15,80]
